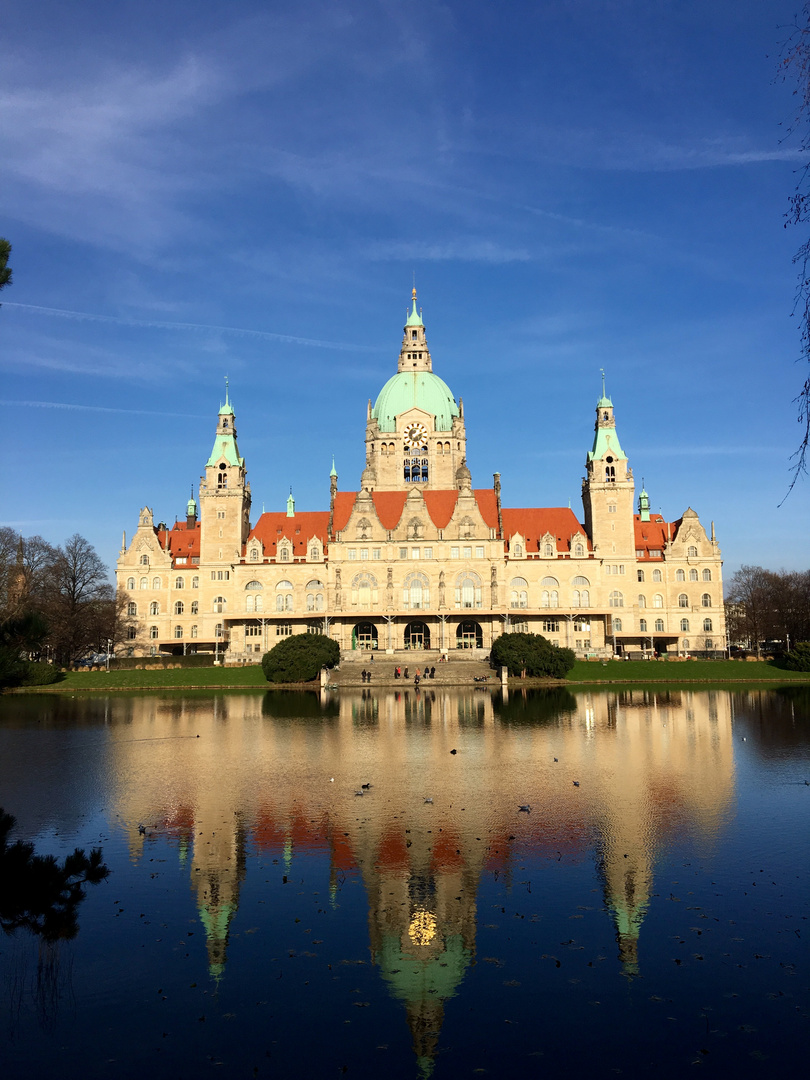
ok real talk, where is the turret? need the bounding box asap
[199,380,251,565]
[581,373,635,557]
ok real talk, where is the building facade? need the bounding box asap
[116,291,725,660]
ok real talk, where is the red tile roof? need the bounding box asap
[249,511,331,558]
[500,507,589,554]
[633,514,674,558]
[157,520,201,563]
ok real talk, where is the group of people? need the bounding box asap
[394,665,436,685]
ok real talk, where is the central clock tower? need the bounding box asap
[361,291,468,491]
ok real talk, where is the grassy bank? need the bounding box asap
[3,656,808,693]
[566,658,810,684]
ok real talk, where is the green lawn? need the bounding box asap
[567,658,810,683]
[6,656,808,693]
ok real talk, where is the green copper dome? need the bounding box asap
[372,371,460,432]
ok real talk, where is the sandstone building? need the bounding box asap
[116,291,725,659]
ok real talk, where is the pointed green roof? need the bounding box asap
[330,457,337,478]
[406,288,424,327]
[220,376,234,416]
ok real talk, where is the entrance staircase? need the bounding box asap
[328,650,498,688]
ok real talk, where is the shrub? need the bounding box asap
[491,632,576,679]
[778,641,810,672]
[19,661,60,686]
[262,634,340,684]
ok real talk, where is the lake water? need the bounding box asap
[0,686,807,1079]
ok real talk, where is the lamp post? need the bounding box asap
[106,639,112,672]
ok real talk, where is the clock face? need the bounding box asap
[405,422,428,444]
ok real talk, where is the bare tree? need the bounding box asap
[780,7,810,488]
[44,535,111,664]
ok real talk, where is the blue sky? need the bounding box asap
[2,0,807,581]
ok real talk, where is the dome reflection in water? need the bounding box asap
[0,686,806,1079]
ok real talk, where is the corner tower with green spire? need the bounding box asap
[581,374,635,558]
[362,290,467,491]
[199,379,252,566]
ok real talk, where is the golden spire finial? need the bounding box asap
[412,286,417,301]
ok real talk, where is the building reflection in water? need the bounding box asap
[112,686,734,1076]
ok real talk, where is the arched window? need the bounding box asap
[246,594,264,613]
[655,618,664,632]
[174,625,183,639]
[637,569,645,582]
[544,542,554,557]
[309,545,320,561]
[513,543,523,557]
[275,580,293,612]
[653,593,663,608]
[250,548,259,561]
[192,576,199,589]
[702,568,712,581]
[404,572,430,610]
[140,577,148,590]
[609,591,623,608]
[689,568,698,581]
[682,639,689,650]
[571,577,589,608]
[191,625,198,639]
[676,569,685,581]
[639,618,647,632]
[190,601,198,615]
[652,569,662,582]
[306,580,324,612]
[580,589,589,607]
[574,543,584,557]
[680,618,690,632]
[149,601,159,616]
[245,580,262,589]
[127,602,137,616]
[174,600,184,615]
[149,625,158,639]
[175,577,184,589]
[140,554,149,566]
[703,618,713,632]
[510,577,528,608]
[351,572,378,610]
[126,577,135,590]
[678,593,689,608]
[213,596,226,613]
[612,617,622,631]
[701,593,711,607]
[637,595,646,608]
[279,545,290,562]
[687,545,698,557]
[217,464,227,489]
[455,571,482,610]
[705,638,713,650]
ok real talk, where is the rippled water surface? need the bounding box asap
[1,687,807,1079]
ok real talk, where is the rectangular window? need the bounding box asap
[636,550,645,558]
[450,547,459,559]
[411,548,420,560]
[463,546,472,559]
[217,511,226,519]
[542,620,560,633]
[399,548,408,559]
[276,623,292,637]
[360,549,368,560]
[372,548,381,560]
[176,557,187,565]
[619,565,625,575]
[475,546,485,559]
[245,624,262,637]
[608,505,617,514]
[423,546,433,559]
[348,549,357,561]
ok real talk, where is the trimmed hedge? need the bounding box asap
[491,632,576,679]
[262,634,340,684]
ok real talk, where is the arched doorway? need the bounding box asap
[456,621,483,649]
[405,621,430,649]
[352,622,378,650]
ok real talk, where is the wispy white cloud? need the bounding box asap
[0,399,204,418]
[364,239,533,264]
[3,302,377,351]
